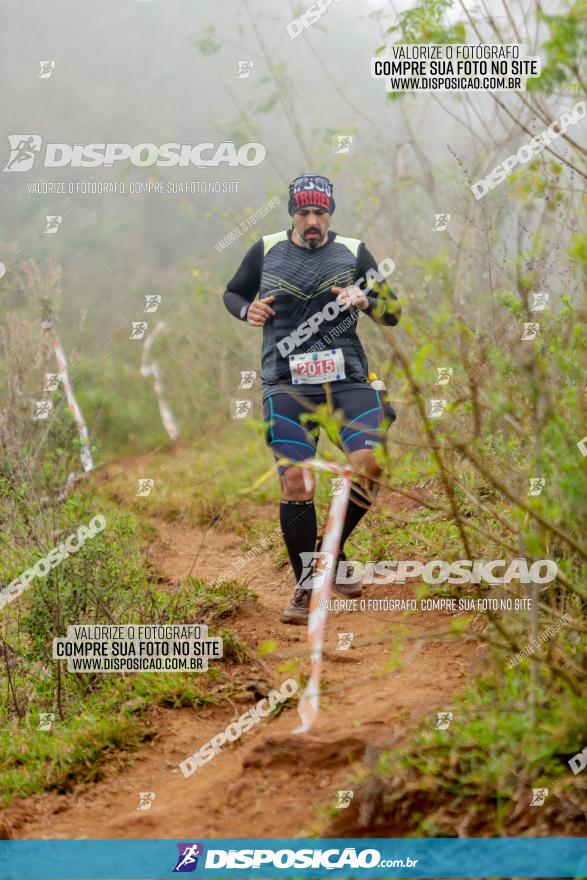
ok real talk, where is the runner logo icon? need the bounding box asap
[4,135,42,172]
[173,843,204,872]
[298,551,334,591]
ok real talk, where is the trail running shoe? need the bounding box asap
[333,550,363,598]
[280,587,311,625]
[314,536,363,599]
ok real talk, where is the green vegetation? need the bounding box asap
[0,0,585,838]
[0,484,255,803]
[324,657,587,836]
[311,0,587,837]
[0,668,224,806]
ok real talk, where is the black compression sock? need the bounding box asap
[279,499,317,584]
[340,482,374,548]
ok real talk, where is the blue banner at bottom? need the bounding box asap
[0,837,585,879]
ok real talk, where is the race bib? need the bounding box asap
[289,349,346,385]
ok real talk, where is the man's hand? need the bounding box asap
[246,295,275,326]
[331,284,369,311]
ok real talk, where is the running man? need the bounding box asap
[223,173,401,624]
[5,136,40,171]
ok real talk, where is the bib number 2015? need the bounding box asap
[288,348,346,385]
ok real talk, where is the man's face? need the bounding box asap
[292,207,330,249]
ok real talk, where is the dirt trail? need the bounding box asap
[4,464,476,840]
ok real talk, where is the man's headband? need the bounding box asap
[288,173,335,215]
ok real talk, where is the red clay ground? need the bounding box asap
[2,464,476,841]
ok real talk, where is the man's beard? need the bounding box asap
[304,227,322,249]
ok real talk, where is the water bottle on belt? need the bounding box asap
[369,371,386,392]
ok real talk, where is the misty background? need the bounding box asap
[0,0,582,453]
[0,1,586,841]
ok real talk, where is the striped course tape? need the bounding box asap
[140,321,180,442]
[290,457,354,734]
[44,321,94,473]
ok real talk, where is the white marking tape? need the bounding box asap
[289,457,354,734]
[140,321,179,442]
[43,321,94,473]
